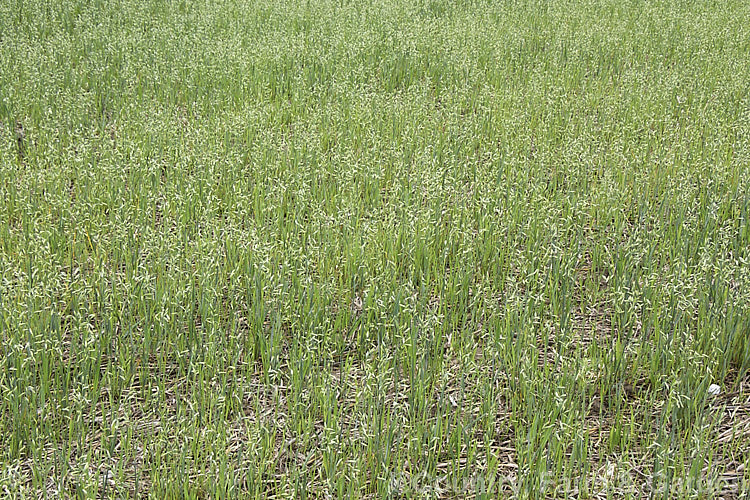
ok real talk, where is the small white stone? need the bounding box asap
[708,384,721,396]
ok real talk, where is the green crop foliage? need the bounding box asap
[1,0,749,497]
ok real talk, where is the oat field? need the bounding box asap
[1,0,749,498]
